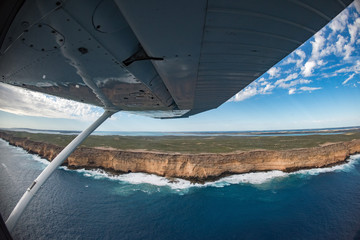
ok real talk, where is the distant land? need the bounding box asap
[0,127,360,182]
[1,126,360,137]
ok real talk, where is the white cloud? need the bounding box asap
[318,44,336,58]
[276,79,311,89]
[288,88,296,95]
[282,49,306,68]
[335,35,347,54]
[310,33,325,60]
[295,50,306,67]
[301,61,317,76]
[260,80,268,86]
[336,60,360,74]
[327,15,359,60]
[232,85,258,101]
[274,73,298,86]
[332,34,355,60]
[317,60,326,66]
[257,77,266,83]
[328,8,349,36]
[231,79,274,102]
[342,73,356,84]
[299,86,322,92]
[267,67,281,78]
[348,18,360,44]
[321,62,346,71]
[344,43,355,59]
[286,73,298,81]
[0,83,102,121]
[260,83,275,93]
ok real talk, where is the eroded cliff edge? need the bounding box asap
[1,131,359,182]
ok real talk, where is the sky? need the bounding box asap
[0,2,360,132]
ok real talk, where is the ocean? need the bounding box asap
[1,138,360,240]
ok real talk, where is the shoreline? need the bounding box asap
[1,131,360,183]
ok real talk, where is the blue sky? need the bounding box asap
[0,2,359,132]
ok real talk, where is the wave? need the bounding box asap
[31,155,51,166]
[0,139,50,167]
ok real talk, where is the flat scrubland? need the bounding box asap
[2,129,360,153]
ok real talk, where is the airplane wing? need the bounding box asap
[0,0,353,118]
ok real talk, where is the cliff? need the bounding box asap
[1,131,359,182]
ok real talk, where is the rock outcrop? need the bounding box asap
[1,131,359,182]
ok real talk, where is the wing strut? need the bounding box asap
[5,110,116,232]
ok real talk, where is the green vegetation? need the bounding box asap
[2,129,360,153]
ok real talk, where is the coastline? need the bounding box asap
[1,131,359,183]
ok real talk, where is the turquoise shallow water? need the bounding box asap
[0,139,360,240]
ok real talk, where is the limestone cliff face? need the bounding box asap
[1,132,359,182]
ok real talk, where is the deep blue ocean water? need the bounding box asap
[1,138,360,240]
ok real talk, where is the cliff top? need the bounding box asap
[1,129,360,154]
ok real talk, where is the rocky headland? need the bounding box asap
[1,131,359,182]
